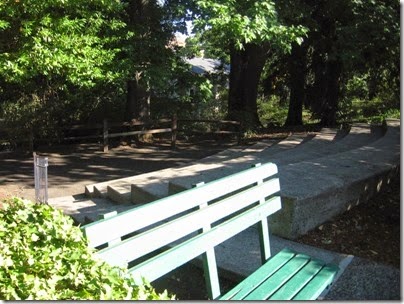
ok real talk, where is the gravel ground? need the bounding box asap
[0,138,236,202]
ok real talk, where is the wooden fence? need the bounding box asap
[1,117,241,153]
[63,118,175,152]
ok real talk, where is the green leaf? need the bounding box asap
[0,197,172,300]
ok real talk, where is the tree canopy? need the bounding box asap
[191,0,308,129]
[0,0,125,87]
[0,0,400,146]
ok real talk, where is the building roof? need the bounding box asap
[185,57,230,75]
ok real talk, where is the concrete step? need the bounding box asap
[270,119,400,239]
[106,137,291,204]
[165,121,398,239]
[167,127,341,194]
[261,123,384,166]
[323,123,385,153]
[256,132,312,157]
[85,138,279,201]
[129,132,313,203]
[47,195,135,224]
[167,124,383,193]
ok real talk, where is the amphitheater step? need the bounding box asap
[105,134,311,205]
[103,138,279,204]
[167,128,341,194]
[61,120,398,241]
[129,132,313,204]
[84,138,279,201]
[270,119,400,239]
[48,195,134,224]
[261,123,384,166]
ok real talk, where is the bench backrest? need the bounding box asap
[81,162,281,299]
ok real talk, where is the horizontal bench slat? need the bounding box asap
[268,259,324,300]
[219,248,338,301]
[127,196,282,284]
[82,163,278,248]
[219,248,297,300]
[292,264,339,300]
[97,182,281,267]
[244,253,311,300]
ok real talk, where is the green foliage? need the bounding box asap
[257,0,399,127]
[0,0,129,144]
[151,54,230,120]
[194,0,307,52]
[258,96,289,127]
[0,197,174,300]
[337,71,400,124]
[0,0,126,87]
[258,95,317,127]
[338,97,400,124]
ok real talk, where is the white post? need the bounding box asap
[33,152,48,204]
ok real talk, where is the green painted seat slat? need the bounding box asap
[96,181,280,267]
[243,253,311,300]
[218,248,296,300]
[292,264,339,300]
[268,259,325,300]
[127,196,282,284]
[82,162,278,248]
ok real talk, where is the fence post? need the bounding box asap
[33,152,48,204]
[103,119,109,153]
[171,114,177,149]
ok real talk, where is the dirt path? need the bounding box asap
[0,139,236,201]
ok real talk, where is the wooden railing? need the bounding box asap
[0,117,241,153]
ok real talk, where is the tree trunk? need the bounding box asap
[125,76,150,121]
[306,48,327,117]
[285,43,306,126]
[126,79,137,121]
[320,59,341,126]
[125,0,151,121]
[228,43,268,130]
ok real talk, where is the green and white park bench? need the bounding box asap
[81,162,339,300]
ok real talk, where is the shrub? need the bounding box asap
[0,197,174,300]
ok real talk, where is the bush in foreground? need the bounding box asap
[0,197,174,300]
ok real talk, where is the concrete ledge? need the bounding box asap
[88,139,279,204]
[48,195,134,224]
[83,120,398,241]
[167,128,340,194]
[261,124,383,166]
[270,120,399,239]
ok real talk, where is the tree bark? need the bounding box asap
[228,43,268,130]
[125,76,150,121]
[320,59,341,126]
[124,0,151,121]
[285,43,306,126]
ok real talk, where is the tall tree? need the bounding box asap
[284,0,399,126]
[192,0,307,129]
[284,42,307,126]
[123,0,178,121]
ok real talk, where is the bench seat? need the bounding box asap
[219,248,339,300]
